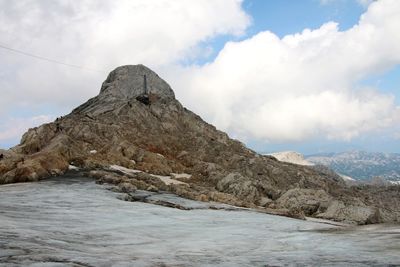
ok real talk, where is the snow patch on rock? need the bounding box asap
[109,165,142,175]
[68,165,79,170]
[150,174,188,186]
[339,174,355,181]
[109,165,187,186]
[170,173,192,180]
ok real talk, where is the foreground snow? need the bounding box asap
[0,174,399,266]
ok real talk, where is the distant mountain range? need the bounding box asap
[306,151,400,181]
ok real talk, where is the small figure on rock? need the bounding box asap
[0,153,3,160]
[55,123,62,132]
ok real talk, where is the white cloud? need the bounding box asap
[0,115,53,144]
[167,0,400,142]
[320,0,375,7]
[0,0,250,112]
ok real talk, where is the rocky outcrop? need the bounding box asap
[216,172,261,203]
[276,188,332,216]
[1,64,399,225]
[317,200,382,225]
[99,64,175,101]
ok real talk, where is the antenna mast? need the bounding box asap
[143,74,148,95]
[136,74,150,105]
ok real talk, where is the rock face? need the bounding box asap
[100,65,175,100]
[1,65,399,225]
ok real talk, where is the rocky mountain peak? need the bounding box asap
[99,64,175,101]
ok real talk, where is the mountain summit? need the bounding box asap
[1,65,399,224]
[73,65,175,115]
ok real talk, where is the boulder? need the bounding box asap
[317,200,382,225]
[217,172,260,203]
[276,188,332,216]
[118,182,137,193]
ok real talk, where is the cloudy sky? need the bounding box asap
[0,0,399,154]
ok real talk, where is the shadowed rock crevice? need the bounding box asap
[1,64,399,225]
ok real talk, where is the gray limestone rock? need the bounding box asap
[72,64,175,116]
[317,200,382,225]
[276,188,332,216]
[100,64,175,100]
[217,172,261,203]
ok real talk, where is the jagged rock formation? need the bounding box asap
[1,65,399,224]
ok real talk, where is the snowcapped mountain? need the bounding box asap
[268,151,314,166]
[306,151,400,181]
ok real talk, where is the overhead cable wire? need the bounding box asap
[0,43,104,73]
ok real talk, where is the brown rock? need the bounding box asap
[118,182,137,193]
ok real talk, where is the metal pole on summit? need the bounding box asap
[144,74,148,95]
[136,74,150,105]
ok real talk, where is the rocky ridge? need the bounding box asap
[1,65,399,225]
